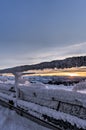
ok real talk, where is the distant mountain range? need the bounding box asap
[0,56,86,74]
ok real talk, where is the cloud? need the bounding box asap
[28,42,86,62]
[0,42,86,69]
[59,42,86,57]
[13,42,86,64]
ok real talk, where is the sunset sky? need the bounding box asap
[0,0,86,69]
[24,66,86,77]
[2,67,86,77]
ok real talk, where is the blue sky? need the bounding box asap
[0,0,86,68]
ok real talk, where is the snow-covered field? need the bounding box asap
[0,105,50,130]
[46,84,74,91]
[0,75,86,92]
[0,75,86,129]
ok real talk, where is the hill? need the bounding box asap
[0,56,86,73]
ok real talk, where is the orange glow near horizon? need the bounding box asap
[34,72,86,77]
[67,73,79,77]
[27,67,86,77]
[1,67,86,77]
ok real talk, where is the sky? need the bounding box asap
[0,0,86,69]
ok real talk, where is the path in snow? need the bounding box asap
[0,105,50,130]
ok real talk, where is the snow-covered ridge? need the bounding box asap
[0,56,86,72]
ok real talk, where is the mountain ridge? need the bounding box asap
[0,56,86,73]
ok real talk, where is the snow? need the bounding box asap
[0,92,16,103]
[77,89,86,94]
[0,76,14,84]
[0,75,86,129]
[0,75,86,93]
[19,81,46,89]
[46,84,74,91]
[17,99,86,129]
[73,80,86,90]
[0,83,13,91]
[18,83,86,108]
[0,105,50,130]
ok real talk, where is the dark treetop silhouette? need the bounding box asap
[0,56,86,74]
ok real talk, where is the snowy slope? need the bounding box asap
[0,105,50,130]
